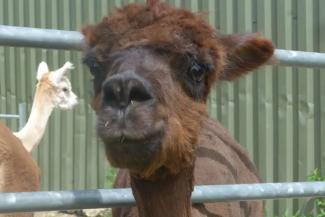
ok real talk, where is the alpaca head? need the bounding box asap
[36,61,78,110]
[82,1,274,179]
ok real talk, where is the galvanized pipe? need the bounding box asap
[0,25,83,51]
[18,103,26,130]
[0,114,20,118]
[1,25,325,68]
[0,182,325,213]
[0,103,26,129]
[270,49,325,68]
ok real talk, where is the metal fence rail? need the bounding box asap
[0,103,26,130]
[1,25,325,69]
[0,182,325,213]
[1,25,325,214]
[0,25,83,51]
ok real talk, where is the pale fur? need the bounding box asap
[13,62,78,152]
[0,62,77,217]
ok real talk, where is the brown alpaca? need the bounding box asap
[82,1,274,216]
[0,123,39,217]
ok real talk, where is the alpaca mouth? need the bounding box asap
[101,128,163,144]
[97,119,165,170]
[96,102,166,170]
[97,118,165,145]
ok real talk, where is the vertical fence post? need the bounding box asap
[18,103,26,130]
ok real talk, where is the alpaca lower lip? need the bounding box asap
[102,129,161,144]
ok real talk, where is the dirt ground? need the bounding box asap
[34,209,112,217]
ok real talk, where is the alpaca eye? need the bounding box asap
[83,56,102,75]
[62,87,68,92]
[189,62,206,83]
[91,62,100,71]
[88,62,102,75]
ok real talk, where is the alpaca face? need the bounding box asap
[51,76,78,110]
[82,1,274,178]
[84,46,206,177]
[37,61,78,110]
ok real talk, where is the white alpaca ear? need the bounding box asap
[50,61,74,83]
[37,62,49,81]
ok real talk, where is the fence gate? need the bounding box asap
[0,23,325,214]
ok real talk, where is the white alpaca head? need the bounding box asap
[36,61,78,110]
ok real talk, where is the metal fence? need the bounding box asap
[0,103,26,130]
[0,24,325,214]
[1,25,325,69]
[1,1,325,216]
[1,182,325,213]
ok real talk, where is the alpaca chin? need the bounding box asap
[103,136,162,173]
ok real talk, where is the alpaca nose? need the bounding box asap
[103,73,153,109]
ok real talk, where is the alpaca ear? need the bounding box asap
[219,33,274,80]
[50,61,74,83]
[81,24,100,47]
[36,62,49,81]
[81,25,93,44]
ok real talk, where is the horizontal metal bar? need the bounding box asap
[1,25,325,68]
[0,114,20,118]
[0,25,83,51]
[269,49,325,68]
[0,182,325,214]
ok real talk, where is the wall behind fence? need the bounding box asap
[0,0,324,216]
[0,0,111,192]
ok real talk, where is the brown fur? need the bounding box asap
[113,118,263,217]
[82,1,274,217]
[0,123,40,217]
[220,33,274,80]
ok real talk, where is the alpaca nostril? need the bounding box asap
[103,82,122,108]
[103,76,152,109]
[128,82,153,103]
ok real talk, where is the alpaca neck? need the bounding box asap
[14,86,54,152]
[130,167,194,217]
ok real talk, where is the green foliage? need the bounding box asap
[104,167,116,217]
[105,166,117,188]
[308,168,325,182]
[307,169,325,217]
[276,168,325,217]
